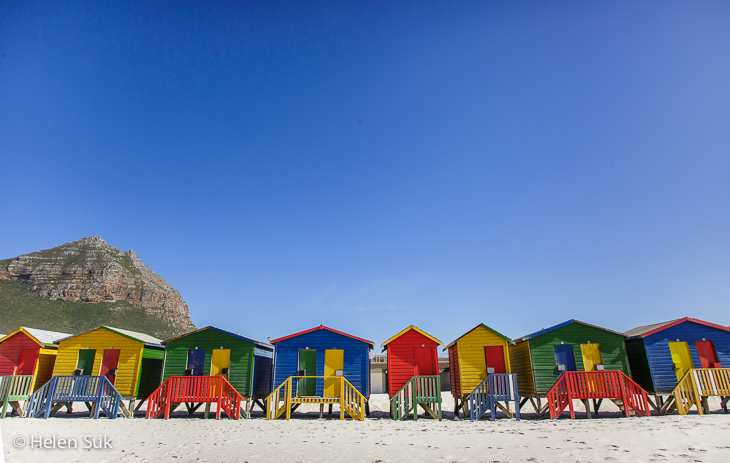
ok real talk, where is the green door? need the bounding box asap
[76,349,96,375]
[297,350,317,396]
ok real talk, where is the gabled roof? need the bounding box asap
[514,319,624,343]
[270,325,374,349]
[54,326,163,346]
[161,326,273,350]
[443,323,513,351]
[0,327,72,347]
[381,325,442,350]
[624,317,730,339]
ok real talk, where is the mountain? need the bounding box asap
[0,236,195,339]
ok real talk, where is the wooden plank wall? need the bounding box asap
[0,332,39,376]
[624,338,654,392]
[508,340,536,395]
[448,345,461,396]
[386,329,439,397]
[33,351,57,390]
[456,326,511,395]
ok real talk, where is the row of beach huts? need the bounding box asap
[0,317,728,421]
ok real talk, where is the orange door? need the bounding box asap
[100,349,121,384]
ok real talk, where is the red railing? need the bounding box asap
[545,370,650,419]
[146,376,243,420]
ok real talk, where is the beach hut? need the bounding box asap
[266,325,372,420]
[509,319,650,419]
[147,326,273,419]
[444,324,520,420]
[624,317,730,415]
[381,325,442,420]
[50,326,164,416]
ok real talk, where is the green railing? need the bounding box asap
[1,375,34,419]
[390,375,442,421]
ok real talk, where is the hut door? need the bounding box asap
[484,346,506,375]
[76,349,96,375]
[668,342,693,381]
[100,349,121,385]
[695,341,721,368]
[297,350,317,396]
[210,349,231,380]
[16,348,39,375]
[414,347,437,376]
[324,349,344,397]
[186,349,205,376]
[553,345,576,372]
[580,344,602,371]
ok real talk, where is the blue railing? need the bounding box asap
[25,376,124,419]
[469,373,520,421]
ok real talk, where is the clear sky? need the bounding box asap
[1,1,729,346]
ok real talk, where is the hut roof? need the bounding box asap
[381,325,442,350]
[624,317,730,339]
[0,327,72,347]
[54,326,163,346]
[161,326,273,350]
[514,319,624,343]
[443,323,512,350]
[270,324,374,349]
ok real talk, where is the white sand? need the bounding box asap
[2,393,729,463]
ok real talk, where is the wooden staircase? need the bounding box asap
[390,375,442,421]
[266,376,367,420]
[25,375,124,419]
[468,373,520,421]
[0,375,34,419]
[545,370,650,419]
[671,368,730,415]
[145,376,244,419]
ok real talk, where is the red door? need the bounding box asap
[16,348,39,375]
[100,349,121,384]
[695,341,721,368]
[484,346,506,374]
[414,347,437,376]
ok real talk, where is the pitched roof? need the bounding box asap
[0,327,72,346]
[55,326,163,346]
[443,323,513,350]
[514,319,624,342]
[269,325,374,349]
[161,326,272,350]
[624,317,730,339]
[381,325,442,350]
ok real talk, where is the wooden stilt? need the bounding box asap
[204,403,211,419]
[319,404,324,419]
[583,399,591,419]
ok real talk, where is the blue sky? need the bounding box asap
[1,1,729,346]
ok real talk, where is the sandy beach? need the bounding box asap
[2,393,729,463]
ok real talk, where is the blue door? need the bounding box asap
[186,349,205,376]
[553,344,576,372]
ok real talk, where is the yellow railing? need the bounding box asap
[265,376,366,420]
[672,368,730,415]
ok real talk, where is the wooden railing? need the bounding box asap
[0,375,34,419]
[672,368,730,415]
[468,373,520,421]
[25,376,123,419]
[545,370,650,419]
[146,376,243,419]
[390,375,442,421]
[265,376,367,420]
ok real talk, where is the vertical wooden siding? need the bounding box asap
[455,326,511,395]
[642,322,730,393]
[386,329,438,397]
[252,349,274,398]
[273,330,370,397]
[508,340,536,395]
[528,324,631,395]
[162,328,256,396]
[53,329,144,397]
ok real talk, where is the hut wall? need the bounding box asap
[135,346,165,398]
[53,329,144,397]
[0,331,40,376]
[448,345,461,397]
[162,329,256,397]
[624,338,654,392]
[386,329,439,397]
[508,340,536,395]
[33,350,58,390]
[456,326,511,395]
[252,348,274,398]
[527,324,631,395]
[273,330,370,397]
[642,322,730,393]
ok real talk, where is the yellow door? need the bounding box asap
[580,344,602,371]
[669,342,693,381]
[324,349,344,397]
[210,349,231,380]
